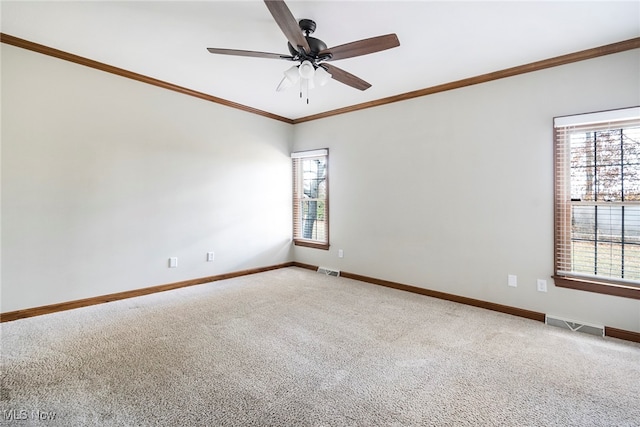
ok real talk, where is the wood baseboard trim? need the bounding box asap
[0,262,295,323]
[290,261,318,271]
[338,270,546,322]
[4,263,638,343]
[291,263,640,343]
[604,327,640,343]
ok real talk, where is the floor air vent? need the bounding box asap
[317,267,340,277]
[545,315,604,337]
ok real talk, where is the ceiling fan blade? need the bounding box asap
[207,48,293,60]
[320,64,371,91]
[264,0,310,54]
[320,34,400,61]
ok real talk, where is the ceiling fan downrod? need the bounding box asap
[298,19,316,36]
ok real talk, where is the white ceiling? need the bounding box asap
[2,1,639,120]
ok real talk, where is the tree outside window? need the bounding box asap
[292,150,329,249]
[554,107,640,299]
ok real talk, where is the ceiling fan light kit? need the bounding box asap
[207,0,400,104]
[276,61,333,103]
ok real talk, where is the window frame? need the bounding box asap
[553,107,640,300]
[291,149,329,250]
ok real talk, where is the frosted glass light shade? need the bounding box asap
[298,60,315,80]
[315,66,331,86]
[276,65,300,92]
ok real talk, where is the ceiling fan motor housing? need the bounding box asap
[288,36,327,59]
[286,19,329,61]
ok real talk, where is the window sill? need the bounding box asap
[553,276,640,300]
[293,240,330,250]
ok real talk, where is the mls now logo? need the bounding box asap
[2,409,57,421]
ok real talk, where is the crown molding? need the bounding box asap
[293,37,640,123]
[2,33,638,124]
[0,33,294,125]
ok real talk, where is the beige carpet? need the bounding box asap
[1,267,639,426]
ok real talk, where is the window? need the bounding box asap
[292,149,329,249]
[554,107,640,299]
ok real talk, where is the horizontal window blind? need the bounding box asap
[292,149,329,248]
[554,107,640,288]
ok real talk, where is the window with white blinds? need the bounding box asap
[554,107,640,298]
[292,149,329,249]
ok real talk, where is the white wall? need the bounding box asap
[3,42,640,334]
[1,44,293,312]
[292,50,640,333]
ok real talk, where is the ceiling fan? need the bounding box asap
[207,0,400,102]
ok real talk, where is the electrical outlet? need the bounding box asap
[537,279,547,292]
[168,257,178,268]
[207,252,215,262]
[508,274,517,288]
[338,249,344,258]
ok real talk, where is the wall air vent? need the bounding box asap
[317,267,340,277]
[546,315,604,337]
